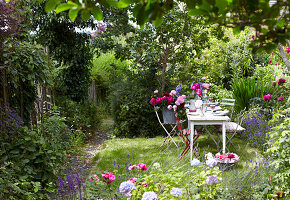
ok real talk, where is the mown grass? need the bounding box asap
[91,129,261,176]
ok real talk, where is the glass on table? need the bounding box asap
[208,97,213,104]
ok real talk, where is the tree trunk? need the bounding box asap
[161,48,169,92]
[278,43,290,68]
[19,78,24,120]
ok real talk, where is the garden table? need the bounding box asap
[187,112,230,163]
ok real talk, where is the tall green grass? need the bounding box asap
[232,77,274,112]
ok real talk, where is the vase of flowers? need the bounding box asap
[215,152,239,170]
[190,77,210,100]
[150,83,186,123]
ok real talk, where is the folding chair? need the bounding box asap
[175,112,201,160]
[154,107,179,147]
[220,98,235,117]
[216,108,246,152]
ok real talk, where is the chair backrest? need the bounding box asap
[220,98,235,106]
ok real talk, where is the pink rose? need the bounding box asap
[202,83,210,90]
[170,90,176,96]
[202,77,206,81]
[173,105,177,111]
[102,173,110,178]
[192,85,196,90]
[149,98,156,105]
[154,90,158,94]
[278,96,284,101]
[168,105,173,110]
[194,83,200,89]
[156,97,162,104]
[167,96,174,103]
[196,88,202,96]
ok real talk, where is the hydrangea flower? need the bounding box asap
[153,162,160,169]
[141,191,158,200]
[119,181,135,197]
[206,175,219,185]
[191,158,200,166]
[206,159,217,167]
[170,187,183,197]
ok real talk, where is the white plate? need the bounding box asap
[213,111,229,116]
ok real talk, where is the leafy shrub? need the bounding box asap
[266,109,290,195]
[111,70,163,138]
[0,110,71,199]
[56,97,101,139]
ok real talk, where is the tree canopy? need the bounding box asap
[37,0,289,51]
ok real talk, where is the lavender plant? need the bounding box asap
[0,105,23,135]
[54,173,87,200]
[241,113,271,149]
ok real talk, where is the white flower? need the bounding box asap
[170,187,183,197]
[191,158,200,166]
[142,191,158,200]
[153,162,160,169]
[205,152,214,160]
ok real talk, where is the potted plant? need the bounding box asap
[149,83,186,124]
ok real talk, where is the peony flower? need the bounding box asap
[272,81,276,86]
[173,105,177,111]
[182,95,186,99]
[156,97,162,104]
[138,163,148,171]
[278,78,286,85]
[109,175,115,182]
[170,187,183,197]
[170,90,177,96]
[202,76,207,81]
[149,98,156,105]
[153,162,161,168]
[206,159,217,167]
[191,85,196,90]
[263,94,272,101]
[191,158,200,166]
[119,181,135,197]
[141,191,158,200]
[128,165,139,170]
[102,173,110,178]
[227,154,235,159]
[161,96,168,101]
[278,96,284,101]
[206,175,219,185]
[163,92,170,97]
[89,174,99,182]
[168,105,173,110]
[269,60,273,63]
[194,83,200,89]
[202,83,210,90]
[286,47,290,54]
[196,88,202,96]
[154,90,158,94]
[219,154,228,160]
[167,96,174,103]
[252,35,255,40]
[129,177,137,183]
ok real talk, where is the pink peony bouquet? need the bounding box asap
[215,153,239,164]
[150,83,186,111]
[191,77,210,98]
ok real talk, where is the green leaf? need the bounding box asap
[69,7,81,22]
[188,9,208,16]
[216,0,228,14]
[45,0,59,13]
[233,26,241,35]
[56,3,75,14]
[81,9,90,21]
[116,0,138,8]
[91,7,103,21]
[153,16,163,27]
